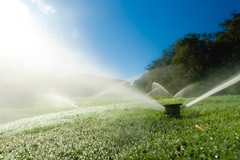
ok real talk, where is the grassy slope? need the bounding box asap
[0,95,240,159]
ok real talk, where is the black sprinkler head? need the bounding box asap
[163,103,182,117]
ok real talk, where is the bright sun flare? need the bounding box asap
[0,0,34,51]
[0,0,50,71]
[0,0,81,76]
[0,0,106,77]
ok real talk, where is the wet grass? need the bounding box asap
[0,95,240,159]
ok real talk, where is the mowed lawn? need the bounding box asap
[0,95,240,159]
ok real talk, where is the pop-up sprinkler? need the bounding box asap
[163,103,182,117]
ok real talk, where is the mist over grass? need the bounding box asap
[0,52,163,124]
[0,0,164,124]
[0,72,163,124]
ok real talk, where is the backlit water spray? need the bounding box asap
[0,0,163,124]
[79,76,165,110]
[147,82,173,97]
[184,72,240,108]
[174,84,195,98]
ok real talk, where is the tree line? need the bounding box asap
[134,12,240,96]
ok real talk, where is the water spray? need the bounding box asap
[148,82,185,117]
[79,73,165,110]
[147,82,173,97]
[148,72,240,117]
[184,72,240,108]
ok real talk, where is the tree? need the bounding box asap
[146,44,175,70]
[134,12,240,95]
[171,33,212,82]
[215,12,240,67]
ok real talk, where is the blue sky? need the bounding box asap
[6,0,240,79]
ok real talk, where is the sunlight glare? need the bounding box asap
[0,0,34,51]
[0,0,81,76]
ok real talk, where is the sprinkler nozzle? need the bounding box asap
[163,103,182,118]
[181,105,187,109]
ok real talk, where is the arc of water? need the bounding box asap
[79,73,165,110]
[79,76,138,107]
[148,82,173,97]
[46,94,79,108]
[147,87,160,96]
[174,84,194,98]
[184,72,240,108]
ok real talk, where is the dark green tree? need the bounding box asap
[171,33,213,82]
[134,12,240,95]
[214,12,240,67]
[146,44,175,70]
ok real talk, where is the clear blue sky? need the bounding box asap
[18,0,240,79]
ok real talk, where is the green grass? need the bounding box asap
[0,95,240,159]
